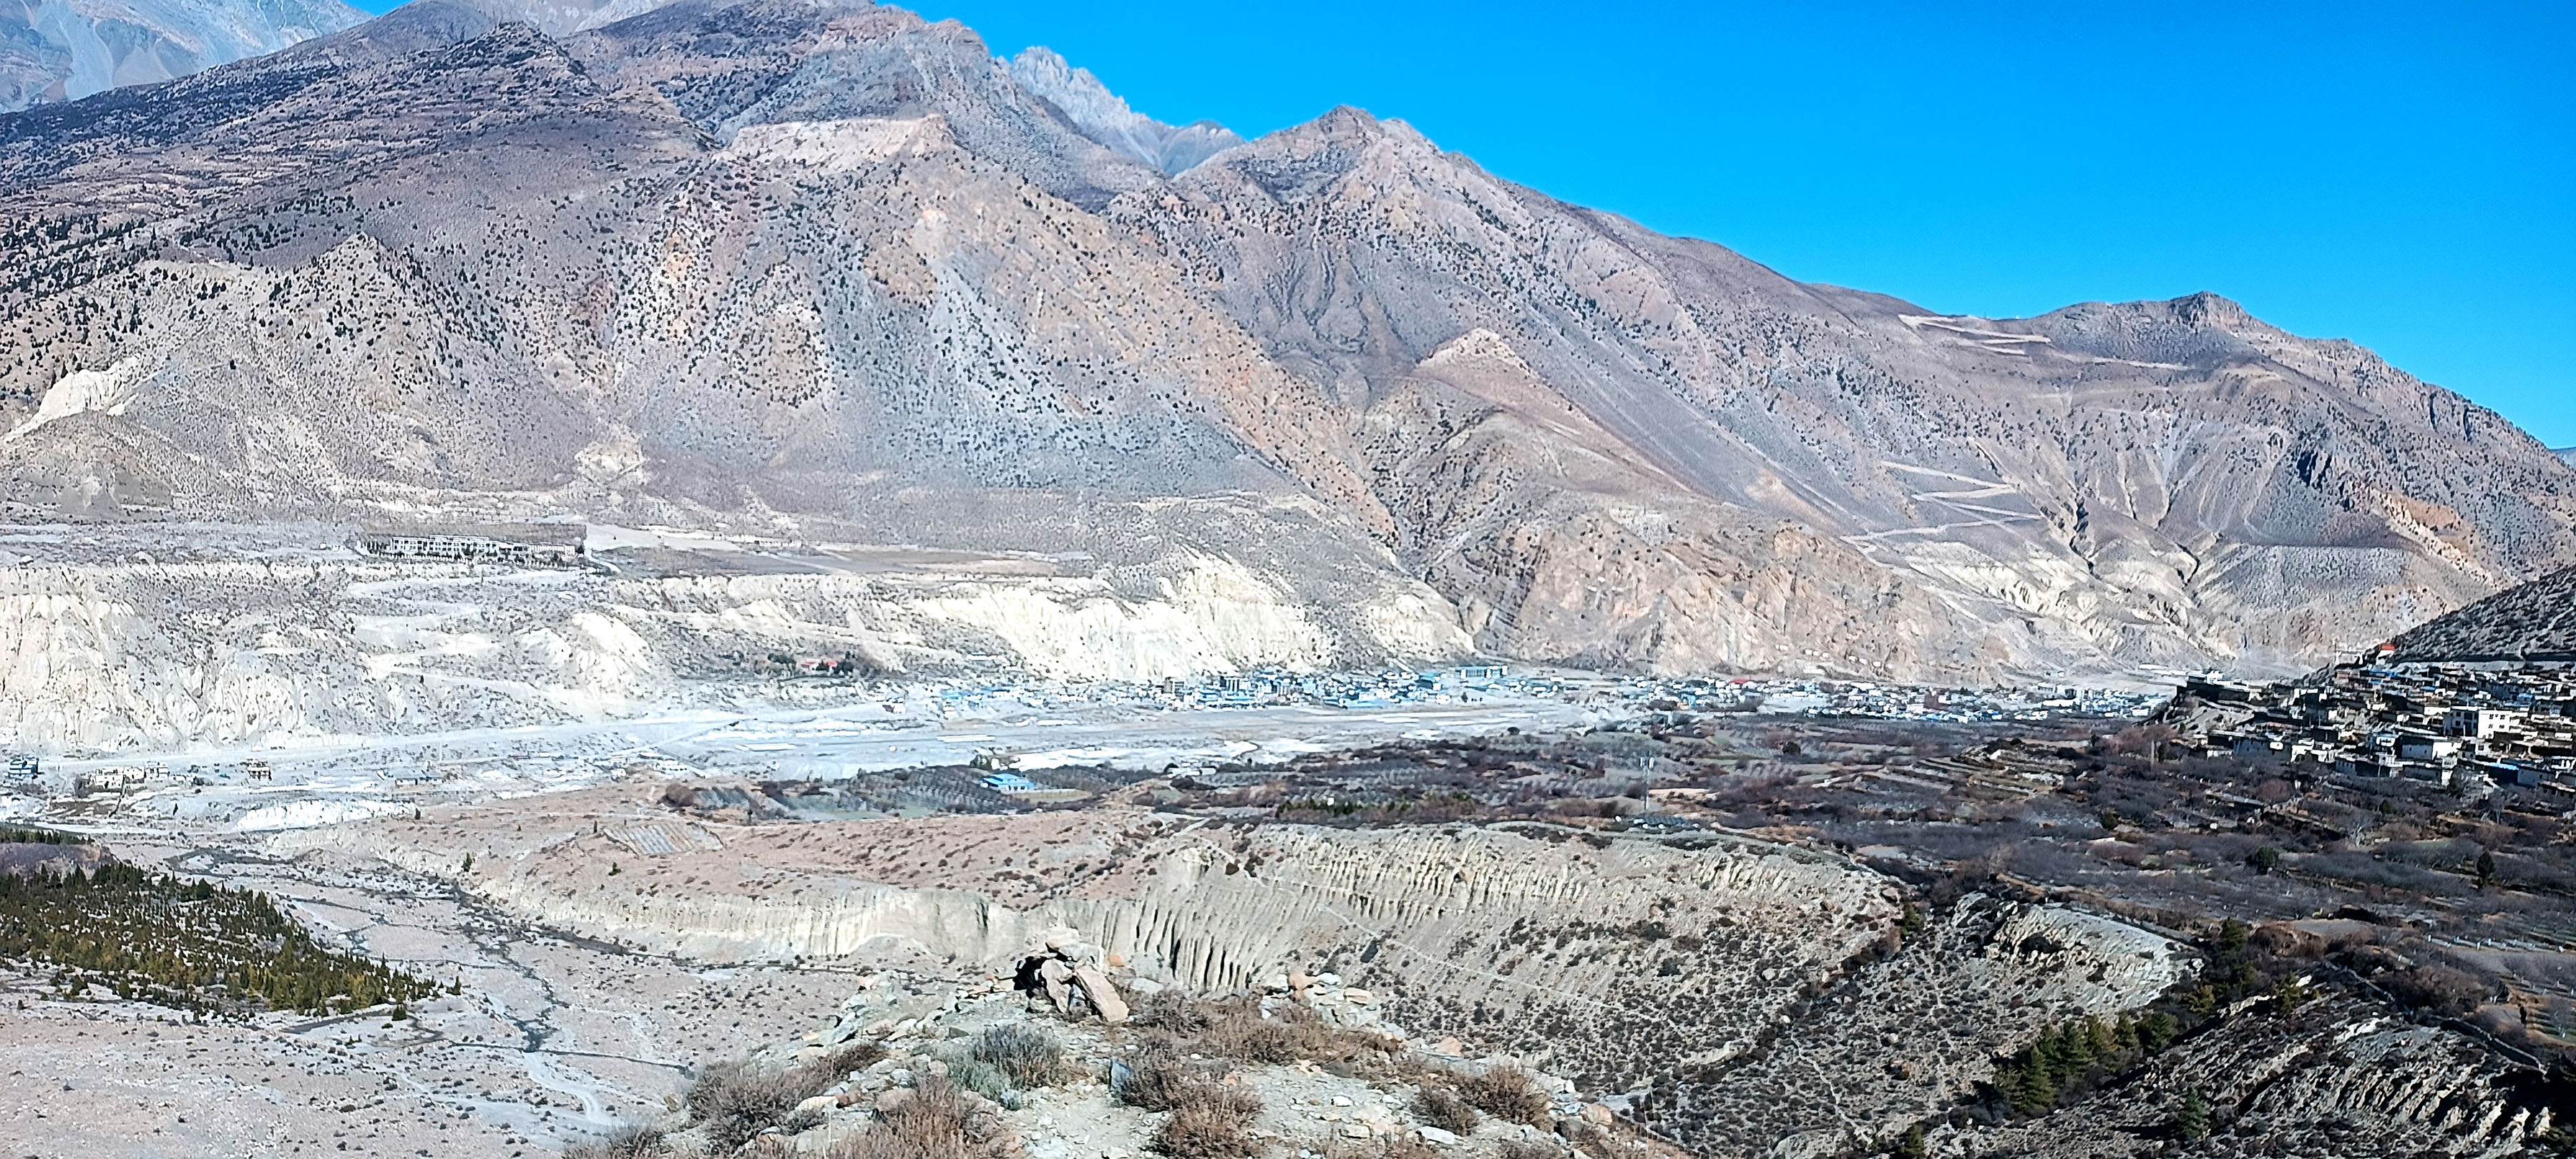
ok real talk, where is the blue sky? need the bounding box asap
[370,0,2576,446]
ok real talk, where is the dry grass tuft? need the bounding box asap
[1136,990,1213,1033]
[1116,1050,1205,1112]
[1150,1098,1262,1159]
[829,1079,993,1159]
[972,1022,1072,1087]
[563,1125,670,1158]
[1497,1140,1566,1159]
[1458,1067,1551,1128]
[1119,1049,1263,1159]
[1413,1086,1480,1134]
[688,1056,840,1153]
[826,1041,892,1074]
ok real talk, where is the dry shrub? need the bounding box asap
[1458,1067,1551,1128]
[564,1125,668,1158]
[1496,1143,1563,1159]
[1137,1065,1264,1159]
[1205,1000,1344,1065]
[689,1057,840,1153]
[1558,1119,1612,1159]
[1151,1099,1262,1159]
[1138,991,1214,1033]
[972,1022,1071,1087]
[1118,1050,1204,1112]
[1413,1087,1480,1134]
[827,1041,892,1074]
[831,1080,1010,1159]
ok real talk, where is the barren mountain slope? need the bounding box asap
[1112,109,2576,680]
[0,0,2566,693]
[0,0,362,111]
[2389,563,2576,663]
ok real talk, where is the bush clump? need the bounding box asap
[1150,1083,1265,1159]
[831,1080,997,1159]
[1117,1050,1204,1112]
[1137,991,1214,1033]
[688,1057,839,1153]
[972,1022,1072,1087]
[1203,1000,1352,1065]
[1413,1086,1480,1134]
[1458,1067,1551,1128]
[563,1126,669,1158]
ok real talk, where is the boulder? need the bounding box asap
[1038,958,1075,1014]
[1072,964,1130,1024]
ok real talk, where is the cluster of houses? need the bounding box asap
[357,523,590,569]
[1147,665,1522,708]
[2179,665,2576,789]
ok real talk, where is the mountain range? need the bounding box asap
[1,0,2570,695]
[0,0,362,110]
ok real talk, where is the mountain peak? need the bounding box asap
[1006,46,1240,175]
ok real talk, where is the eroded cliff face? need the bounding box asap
[273,798,2200,1145]
[263,791,2561,1155]
[0,542,1466,753]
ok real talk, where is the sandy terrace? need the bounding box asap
[306,781,1206,911]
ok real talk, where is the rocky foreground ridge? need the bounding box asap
[0,0,2567,715]
[268,788,2562,1157]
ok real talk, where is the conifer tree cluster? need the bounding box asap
[1988,919,2299,1120]
[1993,1011,2180,1114]
[0,861,442,1016]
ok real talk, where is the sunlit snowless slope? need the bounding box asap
[0,0,2567,733]
[264,792,2552,1158]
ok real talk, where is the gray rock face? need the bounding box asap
[0,0,363,111]
[0,0,2568,686]
[1006,47,1241,175]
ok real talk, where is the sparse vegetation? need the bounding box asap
[831,1079,1010,1159]
[1458,1066,1551,1128]
[1116,1050,1204,1112]
[1148,1081,1264,1159]
[563,1125,670,1158]
[0,861,440,1015]
[1412,1086,1479,1134]
[686,1054,844,1153]
[972,1022,1071,1087]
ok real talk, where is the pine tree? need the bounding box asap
[2175,1089,2211,1142]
